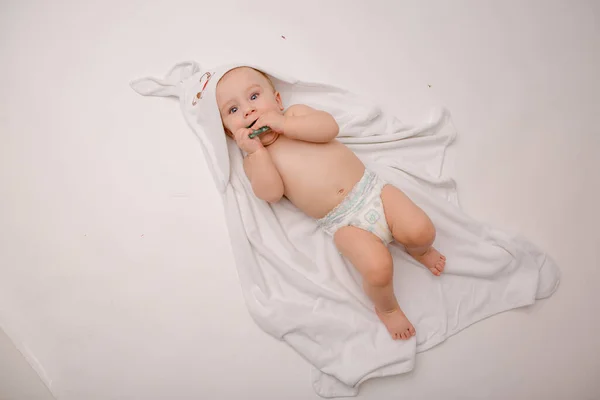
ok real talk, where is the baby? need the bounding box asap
[216,67,446,340]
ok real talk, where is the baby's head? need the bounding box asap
[216,67,283,137]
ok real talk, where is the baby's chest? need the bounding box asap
[270,141,337,171]
[269,140,361,184]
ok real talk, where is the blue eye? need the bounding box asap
[229,106,238,114]
[250,93,259,100]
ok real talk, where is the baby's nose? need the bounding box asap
[244,107,256,117]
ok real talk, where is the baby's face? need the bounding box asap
[216,67,283,135]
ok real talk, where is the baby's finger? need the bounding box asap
[234,128,251,142]
[254,116,269,130]
[241,133,257,143]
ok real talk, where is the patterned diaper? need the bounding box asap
[316,169,394,244]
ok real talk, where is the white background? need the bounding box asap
[1,0,599,399]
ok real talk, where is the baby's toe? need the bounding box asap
[409,326,416,335]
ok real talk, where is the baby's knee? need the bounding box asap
[405,215,436,248]
[362,251,394,287]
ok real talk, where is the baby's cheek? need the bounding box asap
[223,117,233,132]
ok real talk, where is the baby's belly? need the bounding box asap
[268,137,366,219]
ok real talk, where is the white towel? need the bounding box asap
[130,61,561,398]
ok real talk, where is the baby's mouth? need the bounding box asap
[246,119,258,129]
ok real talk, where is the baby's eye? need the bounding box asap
[250,93,259,100]
[229,106,238,114]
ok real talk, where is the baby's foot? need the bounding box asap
[376,308,416,340]
[412,247,446,276]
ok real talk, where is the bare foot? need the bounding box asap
[411,247,446,276]
[376,308,416,340]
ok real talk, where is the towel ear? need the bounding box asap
[130,61,201,98]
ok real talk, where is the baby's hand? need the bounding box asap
[233,127,264,154]
[254,111,286,134]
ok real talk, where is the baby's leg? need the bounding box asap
[334,226,415,340]
[381,185,446,276]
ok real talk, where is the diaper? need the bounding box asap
[317,169,394,244]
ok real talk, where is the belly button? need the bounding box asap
[337,188,345,195]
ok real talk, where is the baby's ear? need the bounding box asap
[275,91,284,111]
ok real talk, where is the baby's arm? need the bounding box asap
[243,148,284,203]
[283,104,339,143]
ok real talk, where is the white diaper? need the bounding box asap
[316,169,394,244]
